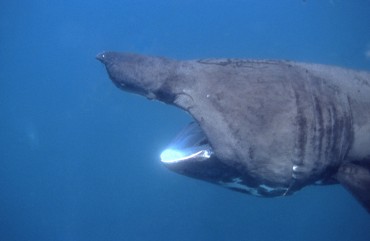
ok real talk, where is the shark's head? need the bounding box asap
[96,51,296,197]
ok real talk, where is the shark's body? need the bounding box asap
[97,52,370,212]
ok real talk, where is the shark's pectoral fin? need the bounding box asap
[336,162,370,213]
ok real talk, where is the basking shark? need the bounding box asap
[97,52,370,212]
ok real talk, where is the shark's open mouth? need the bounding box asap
[160,122,213,164]
[159,122,291,197]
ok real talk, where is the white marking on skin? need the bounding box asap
[292,165,300,178]
[259,184,275,192]
[259,184,288,193]
[219,178,260,196]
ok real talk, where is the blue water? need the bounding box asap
[1,1,369,240]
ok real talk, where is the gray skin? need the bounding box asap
[97,52,370,212]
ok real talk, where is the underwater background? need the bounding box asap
[1,0,370,240]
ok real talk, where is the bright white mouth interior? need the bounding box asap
[160,122,212,164]
[160,147,212,164]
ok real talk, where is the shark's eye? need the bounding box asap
[160,122,213,163]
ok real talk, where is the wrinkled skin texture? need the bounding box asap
[97,52,370,212]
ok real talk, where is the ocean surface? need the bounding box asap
[1,1,369,240]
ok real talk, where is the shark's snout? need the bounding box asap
[96,52,108,64]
